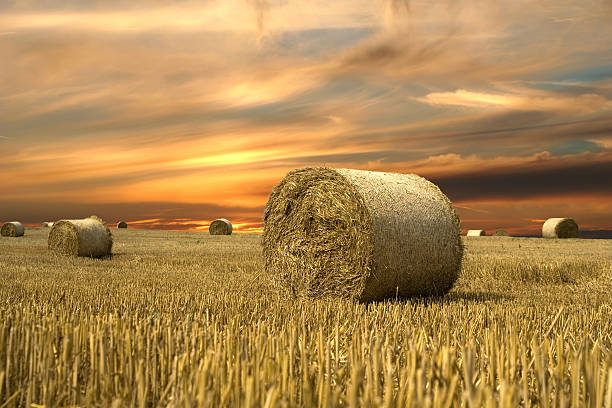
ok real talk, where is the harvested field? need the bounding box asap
[0,230,611,407]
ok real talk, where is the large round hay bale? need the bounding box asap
[492,229,509,236]
[41,221,54,228]
[466,229,486,236]
[1,221,25,237]
[117,221,128,229]
[542,218,578,238]
[209,218,232,235]
[263,167,463,301]
[48,216,113,257]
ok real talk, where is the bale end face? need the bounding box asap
[263,167,463,301]
[1,222,25,237]
[117,221,128,229]
[48,221,80,255]
[48,216,113,257]
[209,219,232,235]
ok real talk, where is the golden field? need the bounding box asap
[0,228,611,407]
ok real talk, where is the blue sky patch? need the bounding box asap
[547,139,603,156]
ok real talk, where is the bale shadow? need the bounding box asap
[106,252,129,258]
[366,290,515,306]
[445,290,515,303]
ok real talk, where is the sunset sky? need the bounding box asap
[1,0,611,234]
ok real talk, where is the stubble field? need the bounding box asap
[0,228,611,407]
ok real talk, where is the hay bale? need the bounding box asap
[466,229,486,236]
[492,229,509,236]
[263,167,463,301]
[117,221,128,229]
[48,216,113,257]
[41,222,54,228]
[542,218,579,238]
[209,218,232,235]
[1,221,25,237]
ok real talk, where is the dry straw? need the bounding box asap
[48,216,113,257]
[263,167,464,301]
[209,219,232,235]
[117,221,128,229]
[542,218,579,238]
[493,229,509,236]
[1,221,25,237]
[466,229,486,237]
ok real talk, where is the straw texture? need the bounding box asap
[492,229,509,236]
[117,221,128,229]
[1,221,24,237]
[466,230,486,237]
[48,216,113,257]
[209,219,232,235]
[263,167,463,301]
[542,218,579,238]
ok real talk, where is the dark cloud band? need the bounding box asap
[432,160,612,201]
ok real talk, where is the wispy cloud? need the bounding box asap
[419,89,611,113]
[0,1,379,33]
[245,0,270,44]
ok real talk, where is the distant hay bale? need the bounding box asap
[1,221,25,237]
[41,222,54,228]
[48,216,113,257]
[117,221,128,229]
[542,218,579,239]
[466,229,486,237]
[493,229,509,236]
[263,167,464,301]
[209,219,232,235]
